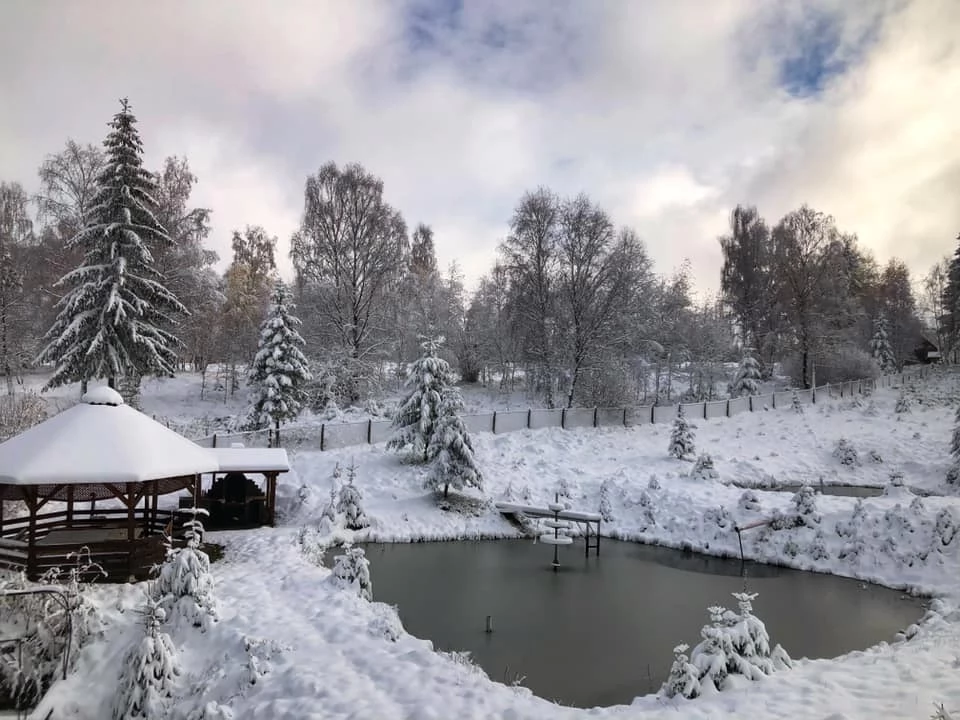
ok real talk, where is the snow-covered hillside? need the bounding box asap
[27,371,960,719]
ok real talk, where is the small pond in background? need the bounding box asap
[356,539,925,709]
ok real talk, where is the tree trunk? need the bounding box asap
[443,483,449,498]
[108,376,116,390]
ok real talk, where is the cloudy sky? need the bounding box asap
[1,0,957,296]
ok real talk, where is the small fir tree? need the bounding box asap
[331,546,373,601]
[424,386,483,498]
[730,352,762,397]
[39,98,185,391]
[113,599,181,720]
[791,388,804,414]
[690,453,719,481]
[246,281,311,445]
[870,316,896,374]
[388,336,456,461]
[153,508,217,631]
[668,406,696,459]
[895,388,912,414]
[336,462,369,530]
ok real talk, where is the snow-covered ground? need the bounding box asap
[26,370,960,719]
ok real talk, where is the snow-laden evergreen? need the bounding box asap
[661,592,791,699]
[331,546,373,601]
[113,599,181,720]
[153,509,217,632]
[336,462,369,530]
[668,406,696,459]
[425,386,482,498]
[690,453,719,481]
[948,404,960,486]
[39,98,185,390]
[870,316,897,374]
[791,389,804,414]
[730,352,762,397]
[388,337,456,461]
[245,281,311,442]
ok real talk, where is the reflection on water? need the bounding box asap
[356,539,925,709]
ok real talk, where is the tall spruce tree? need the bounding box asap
[246,281,311,444]
[425,385,482,497]
[39,99,184,391]
[730,351,762,397]
[870,316,896,374]
[388,336,455,461]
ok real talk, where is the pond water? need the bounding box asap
[357,539,924,709]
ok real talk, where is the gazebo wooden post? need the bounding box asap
[266,472,278,527]
[66,485,74,526]
[23,487,37,579]
[126,482,136,579]
[0,495,4,536]
[151,480,159,535]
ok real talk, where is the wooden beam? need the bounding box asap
[126,482,136,579]
[34,485,66,513]
[266,472,277,527]
[66,485,74,525]
[103,483,131,507]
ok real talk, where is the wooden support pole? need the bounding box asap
[66,485,74,526]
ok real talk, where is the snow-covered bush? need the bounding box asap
[599,478,615,522]
[388,336,456,462]
[791,485,821,527]
[153,509,218,632]
[669,407,696,460]
[648,475,661,491]
[738,490,761,512]
[661,592,791,699]
[244,281,311,441]
[369,603,404,642]
[730,353,761,397]
[836,499,868,540]
[703,505,733,531]
[0,390,47,442]
[948,405,960,486]
[791,389,804,414]
[424,386,483,498]
[895,388,912,414]
[832,437,860,467]
[0,548,106,707]
[336,462,369,530]
[331,546,373,601]
[690,453,719,481]
[113,600,181,720]
[809,530,830,560]
[870,316,896,374]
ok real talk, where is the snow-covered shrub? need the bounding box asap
[836,499,868,539]
[113,600,181,720]
[424,386,483,498]
[668,407,696,460]
[0,390,47,442]
[557,476,573,499]
[635,491,656,530]
[690,453,719,481]
[792,485,821,527]
[909,496,926,515]
[661,592,791,699]
[832,437,860,467]
[791,389,804,414]
[703,505,733,531]
[809,530,830,561]
[388,336,456,462]
[730,353,761,397]
[738,490,761,512]
[369,603,404,642]
[648,475,661,491]
[895,388,912,414]
[153,509,218,632]
[868,449,883,464]
[599,479,615,522]
[933,509,959,549]
[331,546,373,601]
[337,462,369,530]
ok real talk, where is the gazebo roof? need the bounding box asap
[0,386,220,490]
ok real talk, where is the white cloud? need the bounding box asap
[0,0,957,296]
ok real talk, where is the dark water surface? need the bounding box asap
[359,539,925,709]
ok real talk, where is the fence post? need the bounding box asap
[749,396,753,412]
[726,399,730,417]
[492,411,497,434]
[212,433,217,448]
[703,403,707,420]
[561,408,566,430]
[593,407,598,428]
[320,423,325,451]
[527,408,532,429]
[650,405,655,423]
[772,393,776,409]
[367,419,372,444]
[623,408,627,426]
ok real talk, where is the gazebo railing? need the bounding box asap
[0,508,187,581]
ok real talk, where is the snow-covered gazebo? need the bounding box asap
[0,387,287,581]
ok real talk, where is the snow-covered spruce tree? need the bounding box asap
[668,406,696,460]
[331,546,373,601]
[690,453,719,481]
[425,386,483,498]
[245,281,311,445]
[791,388,804,414]
[388,336,456,462]
[661,592,791,699]
[113,599,181,720]
[153,508,217,631]
[895,387,912,414]
[730,352,762,397]
[336,461,369,530]
[949,405,960,486]
[39,98,185,391]
[870,316,896,374]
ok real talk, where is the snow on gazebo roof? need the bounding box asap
[0,386,219,490]
[212,447,290,474]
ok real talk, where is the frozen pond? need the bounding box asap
[358,539,925,708]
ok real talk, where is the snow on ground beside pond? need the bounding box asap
[29,372,960,719]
